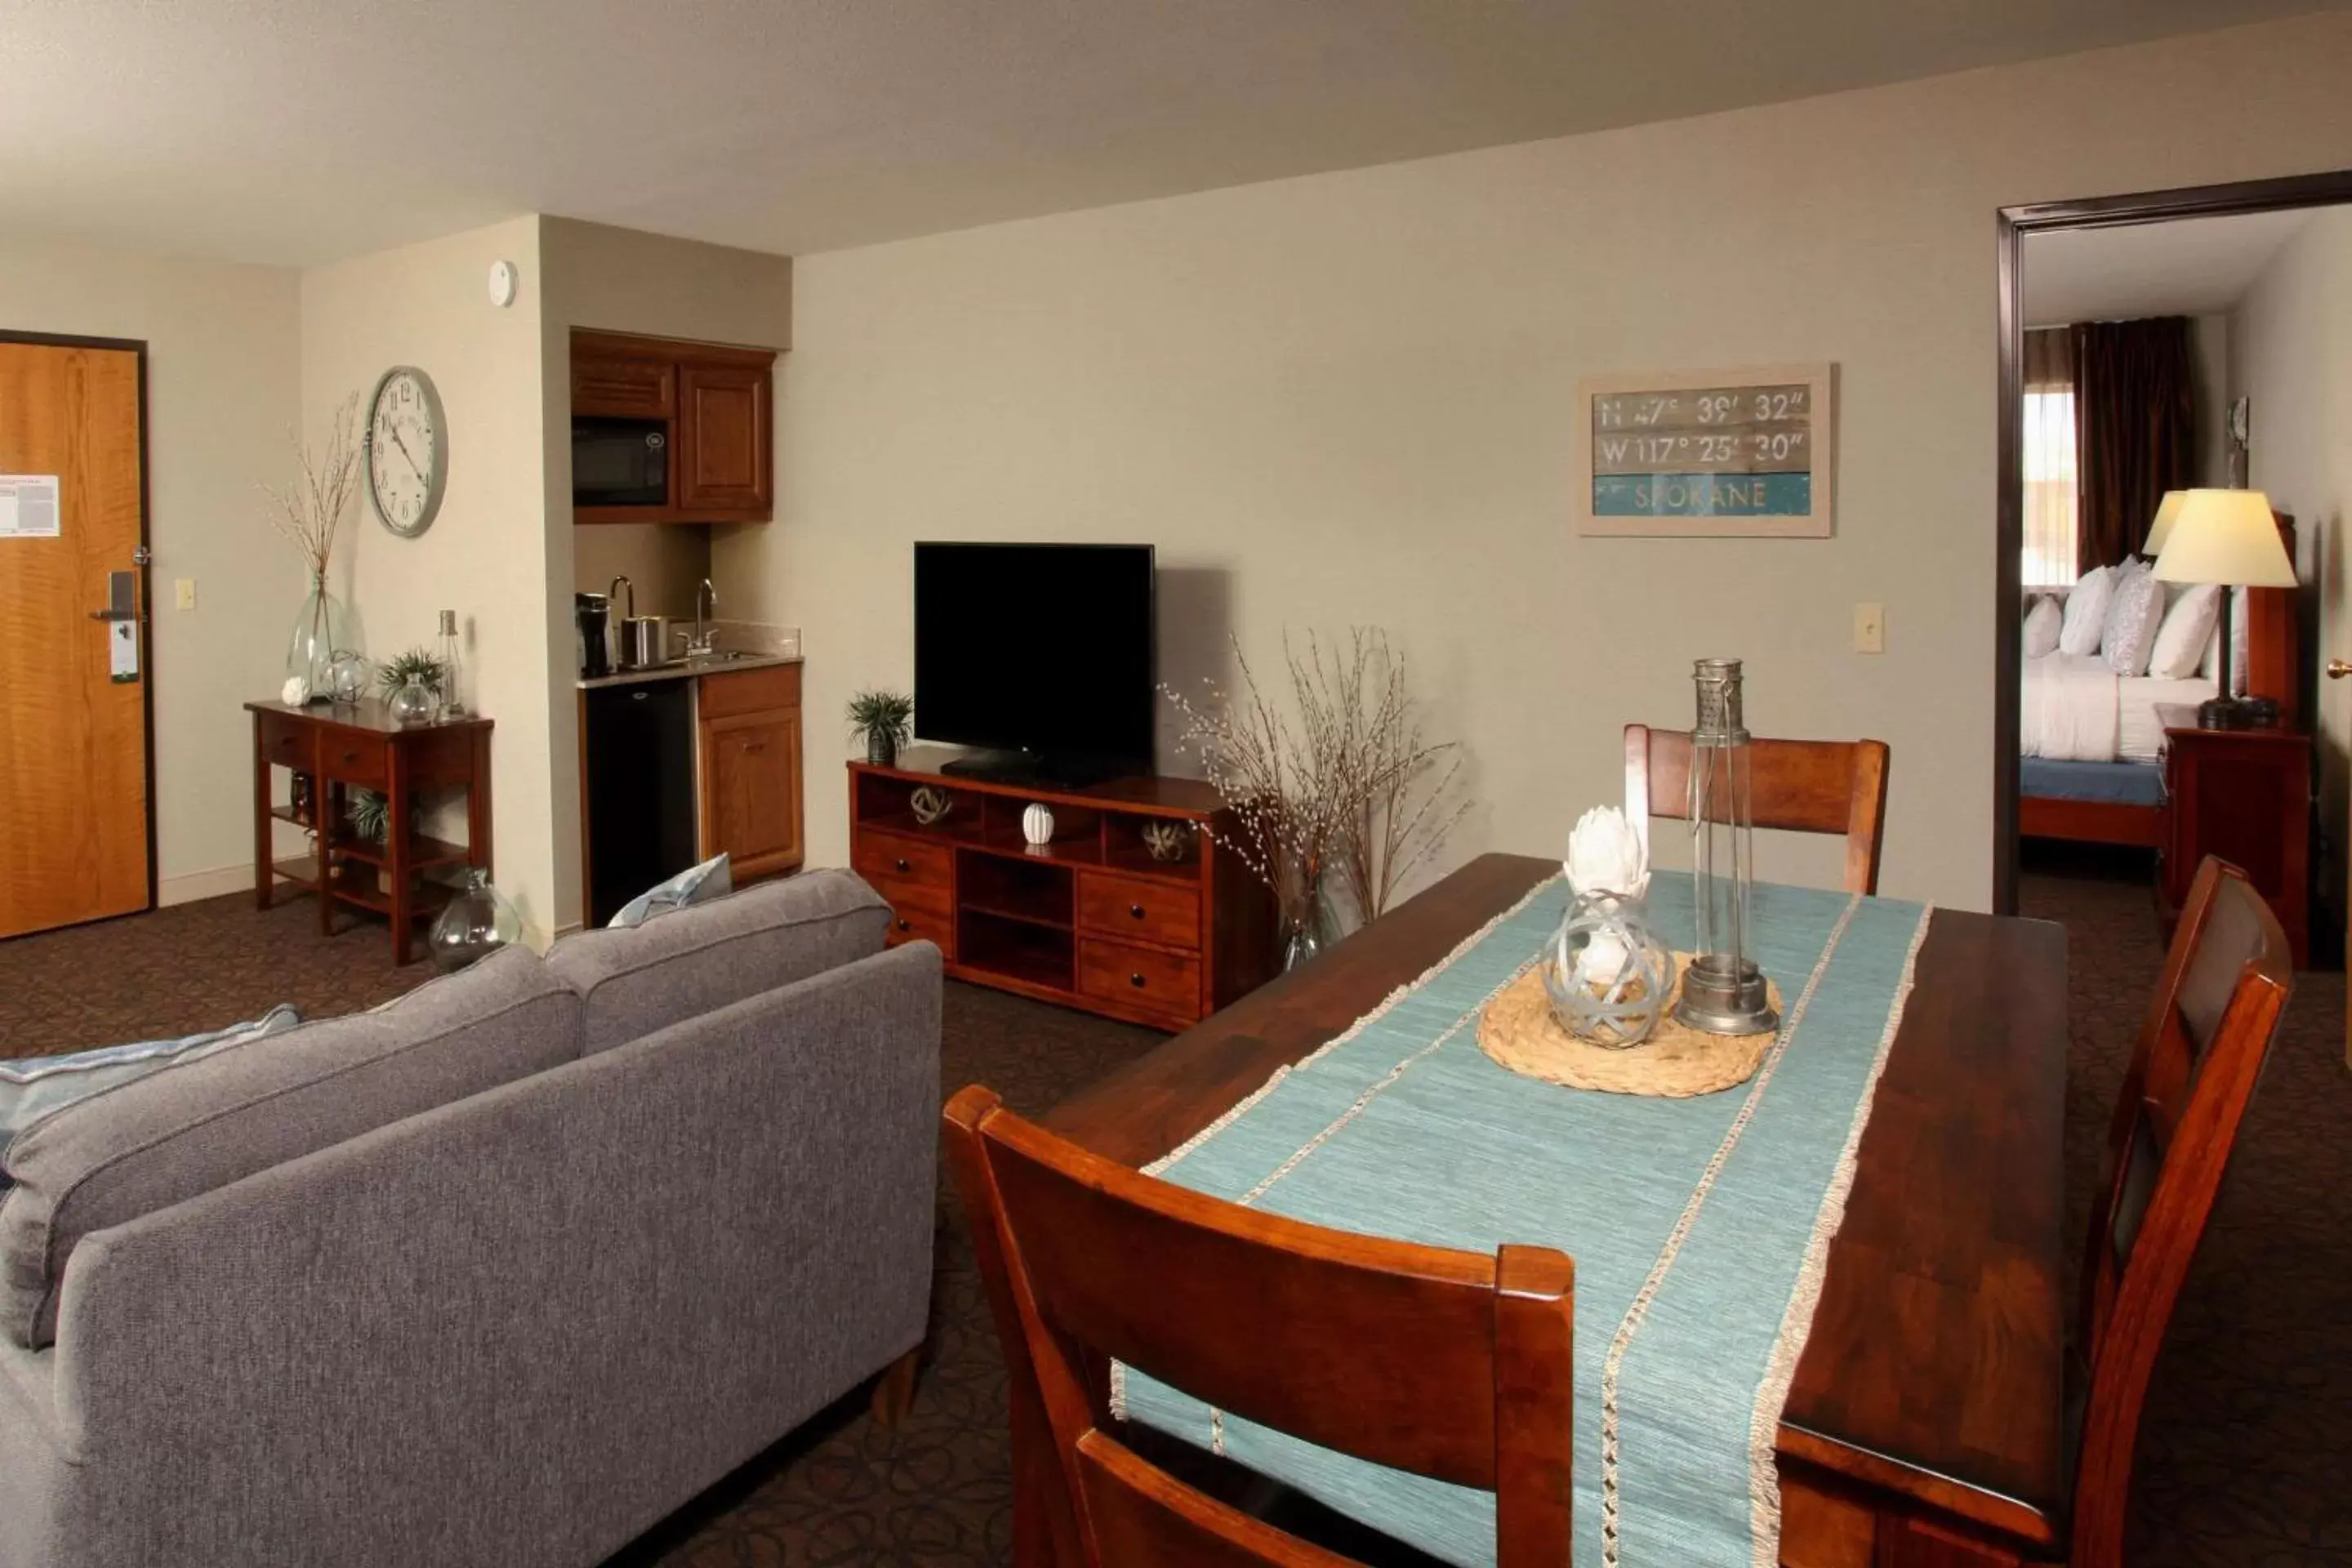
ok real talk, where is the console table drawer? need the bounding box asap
[315,735,390,791]
[1077,873,1200,949]
[1078,938,1200,1019]
[258,712,311,770]
[854,831,952,890]
[884,900,955,957]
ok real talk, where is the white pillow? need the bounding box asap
[2102,565,2165,676]
[2058,565,2114,656]
[2148,584,2221,679]
[2099,558,2148,649]
[2022,595,2063,658]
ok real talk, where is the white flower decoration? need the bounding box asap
[1565,804,1648,900]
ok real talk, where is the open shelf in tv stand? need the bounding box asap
[848,749,1280,1030]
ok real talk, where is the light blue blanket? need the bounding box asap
[1113,871,1931,1567]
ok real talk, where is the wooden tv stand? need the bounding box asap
[849,751,1279,1030]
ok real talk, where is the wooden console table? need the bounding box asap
[849,751,1279,1030]
[247,700,495,966]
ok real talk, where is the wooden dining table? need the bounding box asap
[1020,852,2070,1567]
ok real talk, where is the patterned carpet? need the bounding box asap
[1,861,2346,1566]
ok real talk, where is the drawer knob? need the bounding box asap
[896,918,911,933]
[894,858,911,874]
[1129,973,1146,988]
[1129,903,1145,920]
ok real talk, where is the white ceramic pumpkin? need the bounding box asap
[1022,803,1054,845]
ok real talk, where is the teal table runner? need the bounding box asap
[1111,870,1932,1568]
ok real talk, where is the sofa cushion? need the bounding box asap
[0,944,580,1349]
[2,1005,305,1171]
[546,869,893,1054]
[608,852,733,929]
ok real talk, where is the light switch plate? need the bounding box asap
[1854,603,1885,654]
[175,577,197,610]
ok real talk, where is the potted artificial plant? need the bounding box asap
[848,690,914,766]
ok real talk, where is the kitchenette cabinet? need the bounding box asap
[578,657,803,927]
[572,328,777,525]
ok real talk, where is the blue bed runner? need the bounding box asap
[2020,757,2165,807]
[1112,870,1932,1568]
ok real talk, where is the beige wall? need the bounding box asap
[541,217,793,925]
[299,216,564,938]
[2193,313,2233,488]
[2229,207,2352,911]
[738,12,2352,911]
[0,234,302,905]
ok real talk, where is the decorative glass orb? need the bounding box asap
[429,869,523,973]
[1541,889,1675,1049]
[327,652,371,706]
[389,673,440,726]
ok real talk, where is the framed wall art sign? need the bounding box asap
[1574,363,1836,537]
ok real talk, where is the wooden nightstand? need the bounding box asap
[2158,703,2311,965]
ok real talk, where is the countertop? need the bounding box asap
[577,652,802,692]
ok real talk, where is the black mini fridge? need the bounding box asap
[584,679,698,925]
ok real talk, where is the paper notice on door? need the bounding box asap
[0,475,62,537]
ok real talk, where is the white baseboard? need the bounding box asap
[158,864,254,907]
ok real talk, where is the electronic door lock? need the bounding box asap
[87,570,138,621]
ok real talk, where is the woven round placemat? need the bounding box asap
[1477,955,1785,1098]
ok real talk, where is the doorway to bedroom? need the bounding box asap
[1998,177,2352,974]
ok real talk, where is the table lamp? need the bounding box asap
[2148,488,2295,729]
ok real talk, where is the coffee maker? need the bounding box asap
[575,591,612,679]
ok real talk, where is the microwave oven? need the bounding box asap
[573,416,668,508]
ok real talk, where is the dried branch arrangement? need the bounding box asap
[1164,629,1468,947]
[260,394,362,579]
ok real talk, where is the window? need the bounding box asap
[2021,327,2078,587]
[2022,390,2078,586]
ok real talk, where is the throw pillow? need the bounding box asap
[2103,565,2165,677]
[2098,558,2150,657]
[2057,565,2113,656]
[2148,583,2222,679]
[0,1006,303,1174]
[608,853,733,929]
[2022,595,2063,658]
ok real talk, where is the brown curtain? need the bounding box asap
[2071,317,2195,572]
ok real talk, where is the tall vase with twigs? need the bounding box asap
[264,395,363,701]
[1165,629,1469,970]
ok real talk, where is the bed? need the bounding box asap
[2019,514,2301,848]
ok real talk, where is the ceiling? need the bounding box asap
[2,0,2342,268]
[2021,208,2324,323]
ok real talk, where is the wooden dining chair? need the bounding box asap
[2065,856,2291,1568]
[944,1085,1576,1568]
[1623,723,1891,895]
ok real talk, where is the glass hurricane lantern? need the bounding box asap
[1672,658,1780,1036]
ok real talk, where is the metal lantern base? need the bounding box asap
[1673,954,1780,1037]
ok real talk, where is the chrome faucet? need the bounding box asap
[685,577,719,657]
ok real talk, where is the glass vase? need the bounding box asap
[429,869,523,973]
[1280,865,1334,972]
[285,573,355,702]
[389,673,440,726]
[1543,889,1675,1048]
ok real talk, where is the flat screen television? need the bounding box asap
[914,541,1156,784]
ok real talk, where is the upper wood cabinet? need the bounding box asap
[571,328,777,525]
[677,362,772,517]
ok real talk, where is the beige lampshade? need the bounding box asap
[2143,489,2189,556]
[2149,488,2296,587]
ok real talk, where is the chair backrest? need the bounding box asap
[944,1085,1575,1568]
[1624,724,1891,895]
[2071,857,2291,1568]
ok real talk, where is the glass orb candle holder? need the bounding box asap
[327,652,371,706]
[1542,889,1674,1049]
[429,869,523,973]
[389,672,440,726]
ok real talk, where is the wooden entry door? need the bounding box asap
[0,338,150,938]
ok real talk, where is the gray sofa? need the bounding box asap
[0,869,942,1568]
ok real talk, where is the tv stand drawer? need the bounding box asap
[1078,938,1200,1021]
[854,830,952,891]
[884,901,955,957]
[1077,872,1200,949]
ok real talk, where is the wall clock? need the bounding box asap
[365,365,448,537]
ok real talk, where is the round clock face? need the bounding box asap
[366,366,447,537]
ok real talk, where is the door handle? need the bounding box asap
[2329,660,2351,679]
